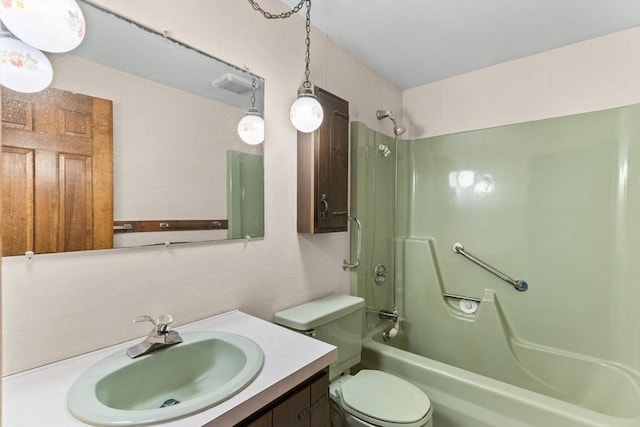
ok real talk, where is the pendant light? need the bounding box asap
[0,0,85,53]
[0,0,86,93]
[0,35,53,93]
[288,0,323,133]
[238,78,265,145]
[248,0,324,133]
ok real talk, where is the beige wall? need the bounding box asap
[403,27,640,139]
[1,0,402,375]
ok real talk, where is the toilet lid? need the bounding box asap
[340,370,431,425]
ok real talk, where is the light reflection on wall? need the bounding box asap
[448,170,495,197]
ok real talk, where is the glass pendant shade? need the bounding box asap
[237,109,265,145]
[290,93,324,133]
[0,36,53,93]
[0,0,85,53]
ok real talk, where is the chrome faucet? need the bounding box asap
[126,314,183,359]
[378,308,399,323]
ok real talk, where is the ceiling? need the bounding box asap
[283,0,640,90]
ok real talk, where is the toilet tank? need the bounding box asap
[274,294,365,380]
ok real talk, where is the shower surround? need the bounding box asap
[350,103,640,425]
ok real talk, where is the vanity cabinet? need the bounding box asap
[297,88,349,234]
[238,371,330,427]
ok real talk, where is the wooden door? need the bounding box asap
[1,87,113,256]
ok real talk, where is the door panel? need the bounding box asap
[1,147,35,255]
[58,154,93,252]
[1,87,113,255]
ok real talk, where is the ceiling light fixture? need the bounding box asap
[0,35,53,93]
[237,77,265,145]
[0,0,85,93]
[248,0,323,133]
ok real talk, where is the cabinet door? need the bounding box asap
[243,411,272,427]
[309,372,330,427]
[315,88,349,233]
[236,372,329,427]
[272,385,310,427]
[297,88,349,234]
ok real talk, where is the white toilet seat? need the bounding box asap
[334,370,432,427]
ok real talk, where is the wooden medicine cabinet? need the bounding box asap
[297,88,349,234]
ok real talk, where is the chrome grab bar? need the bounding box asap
[343,216,362,270]
[443,293,481,303]
[452,242,528,292]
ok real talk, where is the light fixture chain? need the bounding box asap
[248,0,317,97]
[250,78,257,108]
[247,0,306,19]
[303,0,312,89]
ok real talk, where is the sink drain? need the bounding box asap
[160,398,180,408]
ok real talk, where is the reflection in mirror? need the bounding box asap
[0,1,265,256]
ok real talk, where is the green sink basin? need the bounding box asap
[67,331,264,426]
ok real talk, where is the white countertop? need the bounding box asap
[2,310,337,426]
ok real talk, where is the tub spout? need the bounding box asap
[383,326,399,342]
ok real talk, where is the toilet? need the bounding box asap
[274,294,433,427]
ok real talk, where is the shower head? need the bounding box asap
[376,110,393,120]
[377,109,406,138]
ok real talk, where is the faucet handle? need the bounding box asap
[133,314,174,333]
[155,314,174,332]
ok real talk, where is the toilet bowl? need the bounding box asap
[330,371,433,427]
[274,294,433,427]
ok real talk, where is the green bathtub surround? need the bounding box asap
[67,331,264,426]
[350,104,640,417]
[227,150,265,239]
[396,237,640,418]
[396,104,640,366]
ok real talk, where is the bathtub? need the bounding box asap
[360,332,640,427]
[356,237,640,426]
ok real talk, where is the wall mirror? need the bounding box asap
[1,1,265,257]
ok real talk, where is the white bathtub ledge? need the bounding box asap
[2,310,337,427]
[361,338,640,427]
